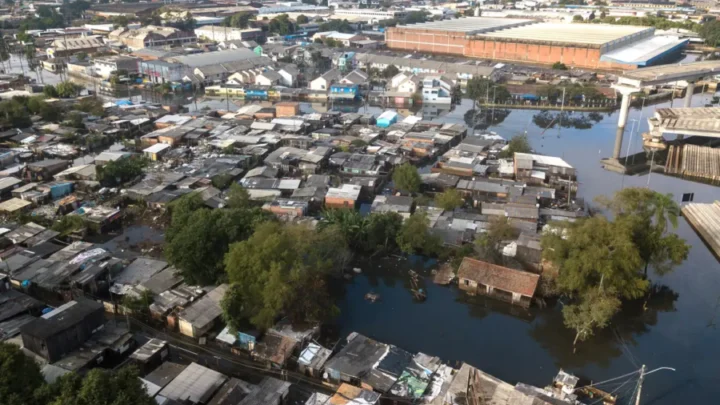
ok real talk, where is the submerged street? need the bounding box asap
[335,97,720,404]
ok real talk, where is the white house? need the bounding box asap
[309,68,341,91]
[93,56,139,79]
[278,66,299,87]
[255,70,283,86]
[422,76,454,104]
[396,75,421,93]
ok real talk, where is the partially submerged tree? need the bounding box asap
[563,289,621,353]
[597,188,689,276]
[397,211,442,256]
[223,222,348,329]
[498,134,532,158]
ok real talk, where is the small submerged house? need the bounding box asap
[456,257,540,308]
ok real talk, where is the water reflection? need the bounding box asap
[529,284,679,369]
[464,107,512,131]
[532,110,605,131]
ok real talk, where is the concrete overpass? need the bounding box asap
[648,107,720,139]
[604,61,720,172]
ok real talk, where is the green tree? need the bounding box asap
[392,163,421,194]
[552,62,568,70]
[475,216,518,264]
[45,366,154,405]
[597,188,689,276]
[268,14,295,35]
[56,81,82,98]
[296,14,309,24]
[75,97,105,116]
[0,342,45,405]
[563,289,621,353]
[223,222,347,329]
[121,289,154,317]
[0,98,32,128]
[382,64,400,78]
[434,189,464,211]
[96,156,148,187]
[51,215,86,237]
[66,112,86,129]
[165,204,271,285]
[43,84,59,98]
[76,52,88,61]
[318,19,353,33]
[397,211,442,255]
[402,10,429,24]
[498,133,532,158]
[365,212,403,254]
[225,12,252,28]
[227,183,251,209]
[572,15,584,22]
[699,20,720,46]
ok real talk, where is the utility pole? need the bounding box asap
[634,364,646,405]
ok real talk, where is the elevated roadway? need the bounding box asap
[604,61,720,172]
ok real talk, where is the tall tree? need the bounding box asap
[397,211,441,256]
[563,289,621,353]
[0,342,45,405]
[498,134,532,158]
[434,189,464,211]
[165,203,271,285]
[542,216,648,301]
[597,188,689,276]
[223,222,348,329]
[392,163,421,194]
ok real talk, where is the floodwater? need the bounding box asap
[336,94,720,405]
[9,52,720,403]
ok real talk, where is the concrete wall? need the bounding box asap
[386,27,637,71]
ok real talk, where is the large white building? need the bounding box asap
[332,8,408,22]
[194,26,265,42]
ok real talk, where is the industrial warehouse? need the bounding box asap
[386,17,689,70]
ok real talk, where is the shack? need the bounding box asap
[456,257,539,308]
[20,297,105,363]
[177,284,228,338]
[158,362,227,404]
[323,332,388,384]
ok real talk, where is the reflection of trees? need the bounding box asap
[464,107,511,131]
[531,111,605,131]
[529,284,678,369]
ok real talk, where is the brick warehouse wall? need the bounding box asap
[386,27,637,71]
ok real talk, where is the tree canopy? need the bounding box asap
[498,134,532,158]
[268,14,295,35]
[596,188,689,276]
[434,189,464,211]
[699,20,720,47]
[466,77,510,103]
[382,64,400,78]
[392,163,421,194]
[165,192,271,285]
[321,209,404,255]
[397,211,442,256]
[1,342,152,405]
[318,19,353,33]
[223,222,348,329]
[0,342,45,405]
[96,156,148,187]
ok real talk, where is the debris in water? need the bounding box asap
[353,267,362,274]
[365,292,380,302]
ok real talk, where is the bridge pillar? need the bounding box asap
[613,91,632,159]
[684,82,695,108]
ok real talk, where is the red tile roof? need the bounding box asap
[457,257,539,297]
